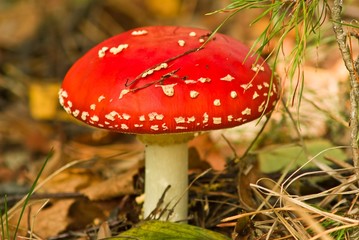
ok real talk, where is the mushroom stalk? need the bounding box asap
[138,133,193,222]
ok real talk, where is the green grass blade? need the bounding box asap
[1,195,10,240]
[12,149,53,240]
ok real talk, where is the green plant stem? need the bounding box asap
[330,0,359,182]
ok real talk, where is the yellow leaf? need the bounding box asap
[29,82,60,120]
[145,0,181,18]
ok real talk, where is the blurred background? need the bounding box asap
[0,0,358,238]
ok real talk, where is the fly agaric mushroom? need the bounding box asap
[59,26,280,222]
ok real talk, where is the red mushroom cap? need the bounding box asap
[59,26,280,134]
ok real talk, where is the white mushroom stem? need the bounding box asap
[138,133,194,222]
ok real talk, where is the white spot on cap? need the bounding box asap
[135,124,143,127]
[151,125,159,131]
[156,83,177,97]
[199,38,205,43]
[190,91,199,98]
[60,89,68,98]
[154,63,168,71]
[263,82,270,88]
[81,112,89,121]
[178,40,185,47]
[139,115,145,121]
[257,85,263,90]
[67,100,73,108]
[241,83,253,91]
[59,97,65,107]
[203,112,209,124]
[251,64,264,72]
[148,112,164,121]
[264,92,273,97]
[230,91,238,98]
[142,63,168,78]
[175,117,185,123]
[273,84,277,93]
[184,80,197,84]
[98,47,109,58]
[98,95,105,102]
[121,124,129,130]
[187,116,195,123]
[228,115,233,121]
[162,123,168,130]
[213,99,221,106]
[64,106,71,114]
[213,117,222,124]
[119,89,130,99]
[142,69,153,78]
[189,32,196,37]
[220,74,235,81]
[198,77,211,83]
[90,104,96,110]
[73,110,80,117]
[105,111,120,121]
[90,115,99,122]
[253,91,259,99]
[242,108,251,115]
[176,126,187,130]
[122,113,131,120]
[110,44,128,55]
[258,101,266,112]
[131,30,148,36]
[148,113,156,121]
[58,89,68,106]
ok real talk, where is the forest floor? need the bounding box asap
[1,0,359,239]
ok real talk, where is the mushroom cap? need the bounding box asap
[59,26,280,134]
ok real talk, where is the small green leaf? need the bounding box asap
[109,220,231,240]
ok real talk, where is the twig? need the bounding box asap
[330,0,359,182]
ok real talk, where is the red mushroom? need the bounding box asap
[59,26,280,222]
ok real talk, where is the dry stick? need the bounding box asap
[331,0,359,182]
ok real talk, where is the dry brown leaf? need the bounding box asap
[11,198,109,238]
[42,168,102,194]
[189,133,227,171]
[237,155,263,210]
[0,1,42,48]
[32,199,75,237]
[188,147,211,172]
[97,221,112,239]
[8,199,74,238]
[80,164,139,201]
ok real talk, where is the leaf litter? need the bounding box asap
[1,0,359,239]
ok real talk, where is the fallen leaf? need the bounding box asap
[29,81,61,120]
[144,0,181,19]
[0,1,42,48]
[81,164,139,201]
[97,221,112,239]
[237,154,263,210]
[43,168,102,193]
[9,199,74,238]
